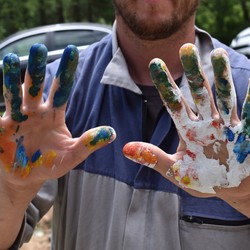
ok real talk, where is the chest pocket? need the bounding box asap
[179,219,250,250]
[179,192,250,249]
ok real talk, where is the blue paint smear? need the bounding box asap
[233,133,250,163]
[14,136,28,168]
[16,145,28,168]
[28,44,47,97]
[89,127,114,146]
[3,53,28,122]
[236,133,246,143]
[218,77,228,86]
[53,45,78,107]
[31,149,41,163]
[220,100,229,115]
[224,127,234,141]
[3,53,20,88]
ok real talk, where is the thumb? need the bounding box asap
[123,141,176,177]
[71,126,116,165]
[123,142,214,197]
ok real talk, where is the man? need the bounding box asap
[1,0,250,249]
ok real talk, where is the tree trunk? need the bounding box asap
[240,0,250,22]
[56,0,65,23]
[87,0,93,22]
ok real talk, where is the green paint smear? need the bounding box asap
[181,54,204,94]
[242,88,250,135]
[150,62,182,112]
[212,56,231,115]
[89,127,114,146]
[212,56,226,77]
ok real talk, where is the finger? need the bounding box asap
[47,45,79,108]
[179,43,218,120]
[123,141,214,197]
[149,58,196,127]
[123,141,199,190]
[67,126,116,167]
[3,53,28,122]
[123,141,174,176]
[23,43,48,108]
[211,48,238,125]
[241,80,250,135]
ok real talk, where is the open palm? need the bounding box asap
[0,44,115,185]
[123,43,250,194]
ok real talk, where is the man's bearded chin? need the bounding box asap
[124,15,186,40]
[116,10,195,41]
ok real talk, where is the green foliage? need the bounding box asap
[63,0,114,24]
[0,0,248,45]
[0,0,115,40]
[196,0,250,45]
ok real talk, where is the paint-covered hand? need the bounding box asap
[123,43,250,194]
[0,44,115,183]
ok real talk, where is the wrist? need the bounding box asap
[218,192,250,218]
[0,174,43,249]
[0,173,44,206]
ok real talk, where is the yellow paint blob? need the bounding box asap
[43,150,57,168]
[181,175,191,186]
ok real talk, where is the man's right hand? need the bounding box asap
[1,43,116,185]
[0,44,116,249]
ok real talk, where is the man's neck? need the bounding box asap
[116,16,196,85]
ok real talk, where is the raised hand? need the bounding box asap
[123,43,250,194]
[0,44,116,184]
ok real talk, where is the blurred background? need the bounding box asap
[0,0,114,39]
[196,0,250,46]
[1,0,248,249]
[0,0,249,45]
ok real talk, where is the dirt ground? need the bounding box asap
[20,208,53,250]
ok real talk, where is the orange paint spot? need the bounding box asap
[20,164,32,178]
[123,144,138,158]
[123,143,157,166]
[140,148,158,165]
[210,134,215,140]
[43,150,57,168]
[186,129,197,142]
[211,120,221,129]
[186,149,196,160]
[1,141,16,172]
[181,175,191,185]
[171,164,180,177]
[0,127,18,172]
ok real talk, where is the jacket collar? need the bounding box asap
[101,22,215,110]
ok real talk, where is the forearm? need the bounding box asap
[218,192,250,219]
[0,179,43,250]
